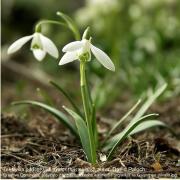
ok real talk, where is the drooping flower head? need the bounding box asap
[8,32,58,61]
[59,27,115,71]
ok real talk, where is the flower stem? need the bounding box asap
[35,20,67,32]
[80,61,96,164]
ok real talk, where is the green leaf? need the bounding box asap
[106,99,141,139]
[49,80,83,118]
[91,104,98,149]
[103,84,167,155]
[107,118,164,160]
[103,113,158,152]
[11,100,78,136]
[130,120,177,138]
[63,106,96,163]
[56,11,80,40]
[129,120,166,135]
[130,83,167,125]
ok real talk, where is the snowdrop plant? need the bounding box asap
[10,12,172,164]
[57,27,115,163]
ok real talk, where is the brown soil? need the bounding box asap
[1,97,180,179]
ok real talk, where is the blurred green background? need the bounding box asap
[2,0,180,109]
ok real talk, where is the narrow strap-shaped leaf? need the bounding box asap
[130,84,167,125]
[103,84,167,152]
[91,104,98,149]
[106,99,141,139]
[63,106,96,163]
[103,113,159,151]
[56,11,80,40]
[49,80,83,118]
[12,100,78,136]
[103,84,167,150]
[129,120,178,138]
[107,118,160,160]
[129,120,166,135]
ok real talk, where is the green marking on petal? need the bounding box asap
[32,44,41,49]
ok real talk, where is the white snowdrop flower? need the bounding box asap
[59,33,115,71]
[8,32,59,61]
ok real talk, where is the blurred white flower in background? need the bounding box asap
[156,13,179,38]
[139,0,162,8]
[129,4,142,19]
[75,0,120,31]
[135,36,157,54]
[89,0,119,12]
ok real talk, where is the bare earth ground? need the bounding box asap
[1,96,180,178]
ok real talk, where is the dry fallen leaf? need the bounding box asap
[151,161,163,171]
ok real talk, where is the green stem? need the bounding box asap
[35,20,67,32]
[85,71,93,112]
[80,63,89,119]
[80,62,96,164]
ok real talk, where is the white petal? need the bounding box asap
[59,51,77,65]
[91,45,115,71]
[32,49,46,61]
[40,34,59,58]
[62,41,83,52]
[8,35,33,54]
